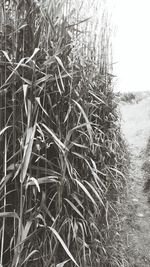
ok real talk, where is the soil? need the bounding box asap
[120,96,150,267]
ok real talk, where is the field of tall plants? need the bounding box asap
[0,1,127,266]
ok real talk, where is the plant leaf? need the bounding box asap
[21,250,39,266]
[21,221,32,243]
[25,48,40,64]
[35,97,49,116]
[27,177,40,192]
[55,55,71,78]
[41,123,68,152]
[23,84,28,116]
[56,260,70,267]
[49,227,79,267]
[84,180,104,207]
[0,212,19,219]
[65,198,84,219]
[75,179,97,207]
[0,126,11,136]
[73,100,93,145]
[2,50,12,63]
[2,58,25,86]
[20,124,36,183]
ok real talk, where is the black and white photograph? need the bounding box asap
[0,0,150,266]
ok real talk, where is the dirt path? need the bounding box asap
[120,96,150,267]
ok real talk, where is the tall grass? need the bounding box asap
[0,1,127,266]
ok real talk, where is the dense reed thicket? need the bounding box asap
[0,1,127,266]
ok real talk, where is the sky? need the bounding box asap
[112,0,150,92]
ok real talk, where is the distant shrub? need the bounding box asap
[120,92,136,103]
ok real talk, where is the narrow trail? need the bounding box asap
[120,96,150,267]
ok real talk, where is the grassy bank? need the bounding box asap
[0,1,127,266]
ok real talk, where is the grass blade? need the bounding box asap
[49,227,79,267]
[73,100,93,145]
[20,125,36,183]
[41,123,68,152]
[64,198,84,219]
[75,179,97,207]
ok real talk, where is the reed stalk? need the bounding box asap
[0,1,127,266]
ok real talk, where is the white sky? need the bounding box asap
[112,0,150,92]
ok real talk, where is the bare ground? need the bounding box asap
[120,96,150,267]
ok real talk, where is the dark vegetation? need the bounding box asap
[0,1,127,266]
[120,91,150,104]
[120,92,136,103]
[143,137,150,200]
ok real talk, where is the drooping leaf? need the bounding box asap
[65,198,84,219]
[21,250,39,266]
[36,97,49,116]
[109,167,125,178]
[55,73,62,94]
[21,221,33,243]
[89,90,106,105]
[73,100,93,145]
[55,55,71,78]
[2,50,12,63]
[20,124,36,183]
[26,177,40,192]
[84,180,104,207]
[56,260,70,267]
[2,58,25,86]
[75,179,97,207]
[49,227,79,267]
[0,126,11,136]
[0,173,13,191]
[25,48,40,64]
[41,123,68,152]
[23,84,28,116]
[35,74,52,86]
